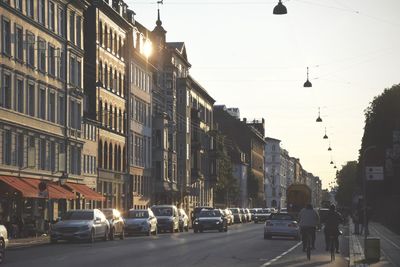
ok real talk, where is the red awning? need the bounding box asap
[0,175,39,198]
[65,182,104,201]
[23,178,75,200]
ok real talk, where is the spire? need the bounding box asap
[156,7,162,27]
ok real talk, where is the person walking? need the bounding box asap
[324,204,342,253]
[299,204,320,251]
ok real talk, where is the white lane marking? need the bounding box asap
[371,225,400,250]
[260,242,302,267]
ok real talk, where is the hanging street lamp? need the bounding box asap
[323,127,328,139]
[303,67,312,87]
[316,107,322,122]
[273,0,287,15]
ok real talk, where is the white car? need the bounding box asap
[0,225,8,264]
[264,213,300,240]
[178,209,189,232]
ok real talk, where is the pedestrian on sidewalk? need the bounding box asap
[324,204,342,253]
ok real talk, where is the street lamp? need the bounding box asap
[303,67,312,88]
[323,127,328,139]
[316,107,322,122]
[273,0,287,15]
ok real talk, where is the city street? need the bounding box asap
[5,223,349,267]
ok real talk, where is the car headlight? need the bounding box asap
[194,221,199,224]
[216,221,221,224]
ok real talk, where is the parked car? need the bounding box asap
[240,208,247,222]
[101,208,125,240]
[0,225,8,264]
[151,205,179,233]
[178,208,189,232]
[124,209,158,236]
[253,209,270,223]
[264,213,300,240]
[50,209,109,243]
[193,209,228,233]
[229,208,242,223]
[245,208,252,222]
[223,209,234,225]
[191,206,213,227]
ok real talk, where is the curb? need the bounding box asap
[7,237,49,250]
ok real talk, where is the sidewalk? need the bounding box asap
[349,219,400,267]
[7,235,49,249]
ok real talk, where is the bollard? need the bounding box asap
[364,237,380,261]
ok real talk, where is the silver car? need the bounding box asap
[124,209,158,236]
[264,213,300,240]
[0,225,8,264]
[50,209,110,243]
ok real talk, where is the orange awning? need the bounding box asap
[65,182,104,201]
[0,176,39,198]
[23,178,75,200]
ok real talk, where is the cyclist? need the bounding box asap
[324,204,342,253]
[299,203,320,251]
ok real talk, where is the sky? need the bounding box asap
[126,0,400,189]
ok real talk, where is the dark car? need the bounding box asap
[101,208,125,240]
[191,206,213,227]
[253,209,270,223]
[193,209,228,233]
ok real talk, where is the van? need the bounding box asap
[151,205,179,233]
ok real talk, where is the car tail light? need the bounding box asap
[265,221,273,226]
[288,222,298,227]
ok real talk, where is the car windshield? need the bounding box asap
[102,209,113,219]
[199,210,221,217]
[62,211,93,220]
[152,207,173,216]
[270,214,294,221]
[128,210,149,218]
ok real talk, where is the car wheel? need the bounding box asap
[109,227,115,240]
[89,229,95,243]
[103,228,109,241]
[0,239,5,265]
[120,229,125,240]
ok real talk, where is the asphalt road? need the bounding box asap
[5,223,348,267]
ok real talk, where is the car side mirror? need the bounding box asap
[95,217,101,224]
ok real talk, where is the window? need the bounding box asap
[39,139,46,170]
[48,2,55,31]
[1,73,11,109]
[77,60,82,88]
[98,21,103,45]
[39,87,46,120]
[48,45,56,76]
[26,32,35,67]
[3,130,12,165]
[69,56,76,85]
[16,133,24,168]
[60,50,65,80]
[38,38,46,72]
[48,91,55,122]
[2,18,11,56]
[58,95,65,124]
[69,99,81,130]
[26,0,34,18]
[76,16,81,48]
[16,78,24,113]
[15,25,23,61]
[69,11,75,44]
[27,83,35,116]
[50,141,55,172]
[38,0,45,25]
[58,7,65,37]
[15,0,22,11]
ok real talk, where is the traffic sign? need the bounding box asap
[366,166,384,181]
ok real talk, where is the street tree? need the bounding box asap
[335,161,357,208]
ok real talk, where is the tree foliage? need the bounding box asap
[335,161,358,207]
